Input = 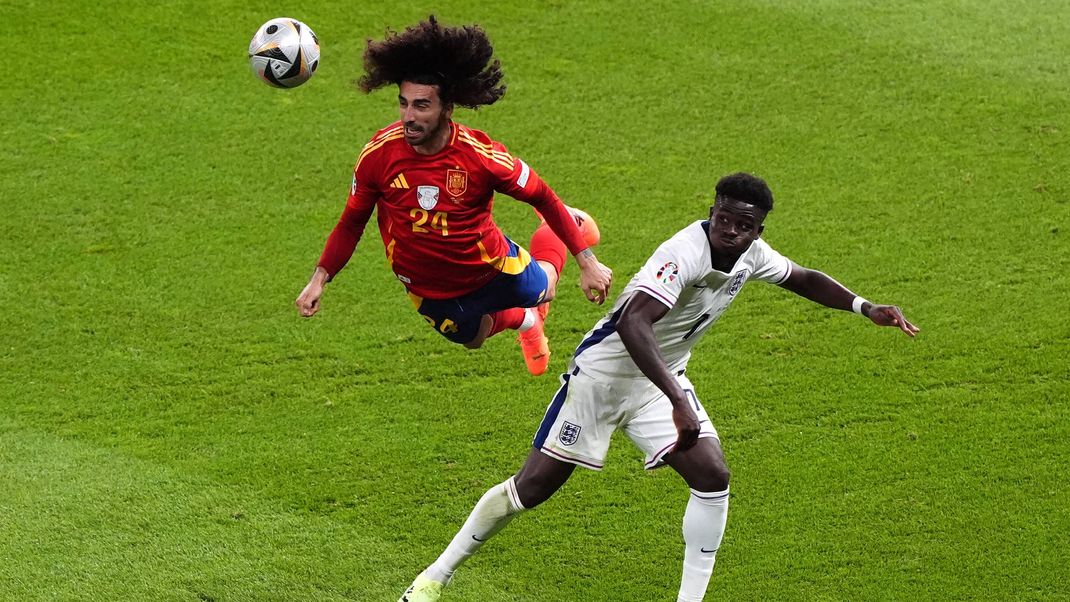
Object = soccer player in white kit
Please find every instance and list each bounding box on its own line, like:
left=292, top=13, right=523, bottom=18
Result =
left=400, top=172, right=919, bottom=602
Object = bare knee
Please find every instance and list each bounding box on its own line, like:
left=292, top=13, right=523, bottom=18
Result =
left=463, top=338, right=485, bottom=350
left=537, top=260, right=558, bottom=302
left=513, top=452, right=576, bottom=508
left=691, top=465, right=730, bottom=493
left=667, top=438, right=731, bottom=492
left=543, top=280, right=557, bottom=302
left=513, top=472, right=560, bottom=508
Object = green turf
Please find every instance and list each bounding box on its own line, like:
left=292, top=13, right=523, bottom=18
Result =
left=2, top=0, right=1068, bottom=600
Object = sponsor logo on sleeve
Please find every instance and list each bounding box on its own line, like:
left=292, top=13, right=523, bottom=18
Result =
left=559, top=421, right=582, bottom=446
left=416, top=185, right=440, bottom=210
left=350, top=174, right=357, bottom=195
left=656, top=261, right=679, bottom=284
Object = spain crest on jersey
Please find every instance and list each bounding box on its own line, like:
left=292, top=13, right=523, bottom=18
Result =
left=417, top=185, right=439, bottom=210
left=446, top=169, right=468, bottom=197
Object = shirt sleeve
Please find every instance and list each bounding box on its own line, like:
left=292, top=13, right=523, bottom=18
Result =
left=316, top=161, right=379, bottom=279
left=749, top=238, right=792, bottom=284
left=483, top=140, right=589, bottom=256
left=629, top=228, right=704, bottom=309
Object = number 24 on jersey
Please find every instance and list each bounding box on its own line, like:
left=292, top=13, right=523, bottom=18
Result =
left=410, top=208, right=449, bottom=236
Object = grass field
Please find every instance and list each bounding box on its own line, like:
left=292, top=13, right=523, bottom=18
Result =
left=3, top=1, right=1069, bottom=600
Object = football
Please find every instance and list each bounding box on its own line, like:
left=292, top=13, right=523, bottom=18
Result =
left=248, top=18, right=320, bottom=88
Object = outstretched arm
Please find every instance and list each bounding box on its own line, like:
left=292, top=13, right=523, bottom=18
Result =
left=617, top=292, right=702, bottom=451
left=778, top=262, right=919, bottom=337
left=523, top=188, right=612, bottom=305
left=295, top=200, right=375, bottom=317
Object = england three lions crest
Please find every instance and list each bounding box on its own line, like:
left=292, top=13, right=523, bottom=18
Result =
left=728, top=269, right=750, bottom=296
left=559, top=421, right=582, bottom=446
left=416, top=185, right=440, bottom=210
left=446, top=169, right=467, bottom=197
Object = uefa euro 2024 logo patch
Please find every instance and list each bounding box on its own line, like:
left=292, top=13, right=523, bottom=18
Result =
left=656, top=261, right=679, bottom=284
left=559, top=421, right=581, bottom=446
left=416, top=185, right=440, bottom=210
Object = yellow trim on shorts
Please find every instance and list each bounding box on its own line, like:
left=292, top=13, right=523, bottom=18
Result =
left=477, top=241, right=531, bottom=275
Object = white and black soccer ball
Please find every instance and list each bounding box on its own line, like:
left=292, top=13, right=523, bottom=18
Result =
left=248, top=18, right=320, bottom=88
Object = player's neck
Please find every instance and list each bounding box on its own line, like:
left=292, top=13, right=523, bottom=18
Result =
left=709, top=248, right=743, bottom=273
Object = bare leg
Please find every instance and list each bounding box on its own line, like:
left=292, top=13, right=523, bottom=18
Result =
left=537, top=260, right=559, bottom=302
left=466, top=256, right=557, bottom=351
left=513, top=447, right=576, bottom=507
left=463, top=315, right=496, bottom=349
left=664, top=437, right=730, bottom=492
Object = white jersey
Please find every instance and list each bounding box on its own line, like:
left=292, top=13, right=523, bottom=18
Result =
left=570, top=220, right=792, bottom=378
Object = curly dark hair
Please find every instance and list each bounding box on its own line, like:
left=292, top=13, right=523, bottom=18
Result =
left=358, top=15, right=506, bottom=108
left=715, top=172, right=774, bottom=213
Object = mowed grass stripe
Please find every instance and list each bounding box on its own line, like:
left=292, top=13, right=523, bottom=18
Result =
left=0, top=424, right=520, bottom=601
left=2, top=0, right=1068, bottom=600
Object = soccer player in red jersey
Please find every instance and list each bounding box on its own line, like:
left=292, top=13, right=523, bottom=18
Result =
left=294, top=17, right=612, bottom=375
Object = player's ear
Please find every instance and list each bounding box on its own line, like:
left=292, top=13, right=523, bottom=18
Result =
left=757, top=224, right=765, bottom=237
left=443, top=102, right=454, bottom=120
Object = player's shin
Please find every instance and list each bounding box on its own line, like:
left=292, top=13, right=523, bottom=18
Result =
left=425, top=476, right=527, bottom=584
left=677, top=487, right=730, bottom=602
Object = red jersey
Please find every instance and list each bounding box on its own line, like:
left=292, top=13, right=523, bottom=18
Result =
left=318, top=121, right=589, bottom=299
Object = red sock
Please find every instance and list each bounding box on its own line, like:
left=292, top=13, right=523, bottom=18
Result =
left=529, top=223, right=567, bottom=278
left=488, top=307, right=526, bottom=337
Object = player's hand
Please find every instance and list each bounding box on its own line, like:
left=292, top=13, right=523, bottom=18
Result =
left=866, top=304, right=919, bottom=337
left=295, top=268, right=329, bottom=317
left=671, top=402, right=702, bottom=452
left=576, top=251, right=613, bottom=305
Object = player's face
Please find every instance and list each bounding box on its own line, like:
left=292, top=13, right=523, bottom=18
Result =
left=708, top=199, right=766, bottom=255
left=398, top=81, right=453, bottom=152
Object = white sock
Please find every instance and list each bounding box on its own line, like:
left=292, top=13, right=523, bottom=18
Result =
left=517, top=308, right=536, bottom=332
left=425, top=476, right=527, bottom=584
left=677, top=487, right=730, bottom=602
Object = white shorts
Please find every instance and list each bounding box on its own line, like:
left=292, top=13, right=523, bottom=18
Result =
left=532, top=367, right=719, bottom=471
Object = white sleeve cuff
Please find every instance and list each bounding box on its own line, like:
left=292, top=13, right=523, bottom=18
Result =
left=851, top=296, right=869, bottom=315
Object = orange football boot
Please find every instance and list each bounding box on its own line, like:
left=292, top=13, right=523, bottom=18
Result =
left=535, top=206, right=602, bottom=248
left=567, top=207, right=601, bottom=248
left=517, top=308, right=550, bottom=376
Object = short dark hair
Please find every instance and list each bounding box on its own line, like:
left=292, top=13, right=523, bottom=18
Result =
left=714, top=172, right=774, bottom=213
left=358, top=15, right=506, bottom=108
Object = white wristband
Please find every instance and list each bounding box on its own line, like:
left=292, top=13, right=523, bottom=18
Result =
left=851, top=296, right=868, bottom=316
